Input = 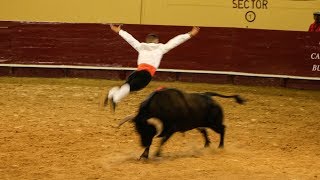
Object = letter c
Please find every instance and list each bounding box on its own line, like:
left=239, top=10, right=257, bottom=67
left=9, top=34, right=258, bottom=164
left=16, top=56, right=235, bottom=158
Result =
left=244, top=0, right=249, bottom=8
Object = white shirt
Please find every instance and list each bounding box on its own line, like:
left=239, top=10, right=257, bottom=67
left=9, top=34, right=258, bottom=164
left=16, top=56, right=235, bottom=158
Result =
left=119, top=30, right=191, bottom=69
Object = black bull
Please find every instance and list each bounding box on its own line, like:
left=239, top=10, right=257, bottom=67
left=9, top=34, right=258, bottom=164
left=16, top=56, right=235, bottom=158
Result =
left=119, top=88, right=244, bottom=159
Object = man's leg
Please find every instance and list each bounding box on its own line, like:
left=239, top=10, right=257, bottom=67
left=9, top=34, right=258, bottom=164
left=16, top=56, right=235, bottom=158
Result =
left=108, top=86, right=120, bottom=99
left=106, top=83, right=130, bottom=111
left=112, top=83, right=130, bottom=103
left=127, top=70, right=152, bottom=92
left=107, top=70, right=152, bottom=111
left=101, top=86, right=119, bottom=107
left=104, top=71, right=136, bottom=109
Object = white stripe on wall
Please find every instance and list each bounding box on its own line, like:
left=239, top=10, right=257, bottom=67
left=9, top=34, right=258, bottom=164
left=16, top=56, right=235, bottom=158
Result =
left=0, top=63, right=319, bottom=81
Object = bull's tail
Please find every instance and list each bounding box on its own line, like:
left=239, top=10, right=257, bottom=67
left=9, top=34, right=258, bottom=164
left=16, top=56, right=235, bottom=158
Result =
left=204, top=92, right=245, bottom=104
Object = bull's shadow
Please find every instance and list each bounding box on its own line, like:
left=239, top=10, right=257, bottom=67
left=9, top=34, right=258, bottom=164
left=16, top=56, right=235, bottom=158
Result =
left=147, top=146, right=224, bottom=162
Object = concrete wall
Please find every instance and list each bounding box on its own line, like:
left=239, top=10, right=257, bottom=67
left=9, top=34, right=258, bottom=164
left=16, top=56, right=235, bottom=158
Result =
left=1, top=0, right=319, bottom=31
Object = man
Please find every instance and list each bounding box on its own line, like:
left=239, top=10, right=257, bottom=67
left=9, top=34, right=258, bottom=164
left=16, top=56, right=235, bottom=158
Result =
left=104, top=24, right=200, bottom=111
left=309, top=11, right=320, bottom=32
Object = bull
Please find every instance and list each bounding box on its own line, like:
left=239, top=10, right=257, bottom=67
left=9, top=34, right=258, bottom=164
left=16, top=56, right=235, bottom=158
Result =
left=119, top=88, right=244, bottom=159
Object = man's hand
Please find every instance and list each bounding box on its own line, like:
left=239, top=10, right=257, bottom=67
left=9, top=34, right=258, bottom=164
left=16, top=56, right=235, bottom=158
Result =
left=110, top=24, right=122, bottom=33
left=189, top=26, right=200, bottom=37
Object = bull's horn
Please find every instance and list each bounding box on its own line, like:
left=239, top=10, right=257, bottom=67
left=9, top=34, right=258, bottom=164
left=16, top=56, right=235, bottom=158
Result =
left=147, top=118, right=163, bottom=137
left=118, top=114, right=135, bottom=127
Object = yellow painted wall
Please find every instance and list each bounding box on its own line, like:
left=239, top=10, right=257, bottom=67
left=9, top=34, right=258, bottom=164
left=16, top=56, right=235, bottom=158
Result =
left=0, top=0, right=142, bottom=24
left=141, top=0, right=320, bottom=31
left=0, top=0, right=319, bottom=31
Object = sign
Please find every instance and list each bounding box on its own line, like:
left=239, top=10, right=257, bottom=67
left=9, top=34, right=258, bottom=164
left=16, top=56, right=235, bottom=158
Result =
left=232, top=0, right=268, bottom=22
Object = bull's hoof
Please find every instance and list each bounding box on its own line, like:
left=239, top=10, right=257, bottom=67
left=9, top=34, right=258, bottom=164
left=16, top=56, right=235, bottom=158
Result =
left=155, top=151, right=161, bottom=157
left=139, top=155, right=148, bottom=160
left=204, top=142, right=210, bottom=148
left=139, top=151, right=149, bottom=160
left=218, top=144, right=224, bottom=148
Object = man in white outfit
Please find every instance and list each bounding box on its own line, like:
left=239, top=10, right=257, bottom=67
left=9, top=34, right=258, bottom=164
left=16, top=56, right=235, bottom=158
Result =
left=105, top=24, right=200, bottom=111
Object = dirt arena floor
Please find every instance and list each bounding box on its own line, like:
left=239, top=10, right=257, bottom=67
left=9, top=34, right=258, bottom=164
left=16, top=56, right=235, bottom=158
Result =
left=0, top=77, right=319, bottom=180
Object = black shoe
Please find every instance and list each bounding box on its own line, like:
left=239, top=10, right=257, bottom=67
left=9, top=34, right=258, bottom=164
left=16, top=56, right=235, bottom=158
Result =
left=100, top=92, right=109, bottom=108
left=110, top=98, right=117, bottom=112
left=103, top=94, right=109, bottom=107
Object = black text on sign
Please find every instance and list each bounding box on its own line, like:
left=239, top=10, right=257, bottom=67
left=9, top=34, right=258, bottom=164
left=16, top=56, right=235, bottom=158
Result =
left=232, top=0, right=268, bottom=9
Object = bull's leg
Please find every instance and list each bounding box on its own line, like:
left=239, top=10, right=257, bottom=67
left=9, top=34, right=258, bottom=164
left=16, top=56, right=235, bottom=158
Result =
left=155, top=132, right=174, bottom=157
left=137, top=123, right=157, bottom=160
left=208, top=106, right=225, bottom=148
left=218, top=125, right=225, bottom=148
left=210, top=125, right=225, bottom=148
left=197, top=128, right=210, bottom=147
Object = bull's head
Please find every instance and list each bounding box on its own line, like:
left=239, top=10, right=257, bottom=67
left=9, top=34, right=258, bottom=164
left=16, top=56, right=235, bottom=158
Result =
left=118, top=114, right=163, bottom=137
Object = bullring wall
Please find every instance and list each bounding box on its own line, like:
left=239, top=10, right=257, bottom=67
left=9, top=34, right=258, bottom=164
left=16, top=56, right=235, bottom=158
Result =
left=0, top=22, right=319, bottom=90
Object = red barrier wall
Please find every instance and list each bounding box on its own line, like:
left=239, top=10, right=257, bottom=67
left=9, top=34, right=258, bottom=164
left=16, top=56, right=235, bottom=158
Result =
left=0, top=21, right=319, bottom=89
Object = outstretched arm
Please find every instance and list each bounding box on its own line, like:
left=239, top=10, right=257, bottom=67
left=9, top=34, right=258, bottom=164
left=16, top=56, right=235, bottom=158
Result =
left=110, top=24, right=141, bottom=51
left=162, top=26, right=200, bottom=54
